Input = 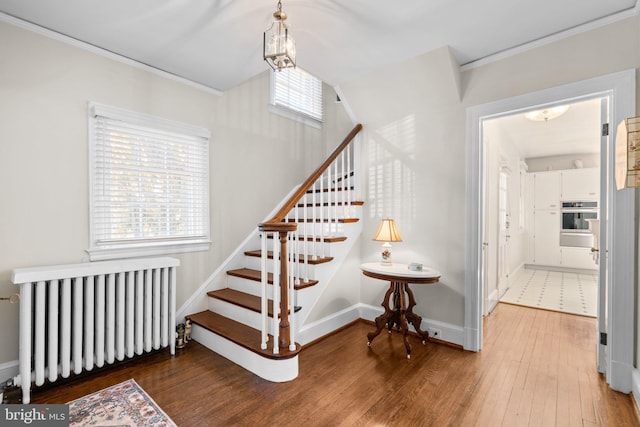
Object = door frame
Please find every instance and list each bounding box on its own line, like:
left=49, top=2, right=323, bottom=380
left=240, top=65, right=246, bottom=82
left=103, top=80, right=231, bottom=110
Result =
left=463, top=69, right=636, bottom=393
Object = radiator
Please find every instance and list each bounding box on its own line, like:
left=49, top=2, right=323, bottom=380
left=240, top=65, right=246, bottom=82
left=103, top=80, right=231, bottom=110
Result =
left=11, top=257, right=180, bottom=404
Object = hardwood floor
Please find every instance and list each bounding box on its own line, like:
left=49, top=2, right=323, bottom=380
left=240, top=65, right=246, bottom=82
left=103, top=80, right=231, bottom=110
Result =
left=33, top=303, right=639, bottom=426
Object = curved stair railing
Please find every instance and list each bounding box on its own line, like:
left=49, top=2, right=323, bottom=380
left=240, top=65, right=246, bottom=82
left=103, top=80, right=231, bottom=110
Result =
left=258, top=123, right=363, bottom=354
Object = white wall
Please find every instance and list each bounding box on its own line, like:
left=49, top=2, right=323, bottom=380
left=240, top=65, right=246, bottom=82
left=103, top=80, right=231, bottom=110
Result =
left=0, top=19, right=350, bottom=369
left=482, top=119, right=527, bottom=307
left=340, top=46, right=467, bottom=327
left=333, top=14, right=640, bottom=338
left=526, top=153, right=600, bottom=172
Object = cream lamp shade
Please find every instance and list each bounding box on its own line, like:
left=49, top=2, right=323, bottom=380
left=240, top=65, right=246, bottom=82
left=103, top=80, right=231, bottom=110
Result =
left=373, top=219, right=402, bottom=265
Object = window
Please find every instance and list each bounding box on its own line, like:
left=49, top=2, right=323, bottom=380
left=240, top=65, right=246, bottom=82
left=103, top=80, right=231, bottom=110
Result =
left=88, top=103, right=210, bottom=260
left=270, top=67, right=323, bottom=125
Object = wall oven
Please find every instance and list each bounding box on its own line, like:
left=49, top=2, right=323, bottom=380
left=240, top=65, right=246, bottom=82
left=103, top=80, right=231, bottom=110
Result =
left=559, top=201, right=598, bottom=248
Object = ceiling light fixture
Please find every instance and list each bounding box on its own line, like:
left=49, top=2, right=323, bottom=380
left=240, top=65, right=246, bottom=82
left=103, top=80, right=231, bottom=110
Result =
left=524, top=105, right=569, bottom=122
left=263, top=0, right=296, bottom=71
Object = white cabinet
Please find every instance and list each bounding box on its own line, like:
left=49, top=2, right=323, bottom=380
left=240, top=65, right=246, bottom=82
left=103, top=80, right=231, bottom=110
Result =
left=560, top=247, right=597, bottom=270
left=533, top=210, right=561, bottom=266
left=534, top=172, right=561, bottom=210
left=561, top=168, right=599, bottom=201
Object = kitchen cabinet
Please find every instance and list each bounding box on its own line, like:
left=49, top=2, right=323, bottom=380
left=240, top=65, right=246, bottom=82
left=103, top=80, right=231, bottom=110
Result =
left=561, top=168, right=599, bottom=201
left=533, top=210, right=561, bottom=266
left=533, top=172, right=561, bottom=210
left=560, top=247, right=597, bottom=270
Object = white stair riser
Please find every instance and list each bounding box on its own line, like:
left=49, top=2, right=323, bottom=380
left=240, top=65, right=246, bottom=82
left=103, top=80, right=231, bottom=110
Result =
left=190, top=325, right=298, bottom=382
left=291, top=206, right=359, bottom=220
left=227, top=275, right=273, bottom=298
left=299, top=190, right=356, bottom=205
left=241, top=257, right=318, bottom=280
left=207, top=298, right=277, bottom=333
left=263, top=240, right=339, bottom=258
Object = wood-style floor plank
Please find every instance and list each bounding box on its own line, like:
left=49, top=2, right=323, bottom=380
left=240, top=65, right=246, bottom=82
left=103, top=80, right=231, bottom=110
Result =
left=31, top=303, right=639, bottom=426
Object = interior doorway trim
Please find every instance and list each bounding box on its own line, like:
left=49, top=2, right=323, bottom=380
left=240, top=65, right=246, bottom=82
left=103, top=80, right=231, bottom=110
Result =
left=464, top=69, right=636, bottom=393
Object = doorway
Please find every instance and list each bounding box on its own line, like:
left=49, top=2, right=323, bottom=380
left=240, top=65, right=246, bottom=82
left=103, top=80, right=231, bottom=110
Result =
left=481, top=98, right=603, bottom=318
left=464, top=69, right=636, bottom=393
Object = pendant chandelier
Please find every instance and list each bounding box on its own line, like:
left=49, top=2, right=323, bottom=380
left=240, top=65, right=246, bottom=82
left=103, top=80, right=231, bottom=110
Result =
left=263, top=0, right=296, bottom=71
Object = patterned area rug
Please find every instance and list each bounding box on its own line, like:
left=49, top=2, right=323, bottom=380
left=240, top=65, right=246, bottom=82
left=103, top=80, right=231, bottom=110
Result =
left=68, top=379, right=176, bottom=427
left=500, top=268, right=597, bottom=317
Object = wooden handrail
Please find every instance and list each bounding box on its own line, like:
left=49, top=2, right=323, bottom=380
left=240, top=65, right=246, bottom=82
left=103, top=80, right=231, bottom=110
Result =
left=259, top=123, right=363, bottom=231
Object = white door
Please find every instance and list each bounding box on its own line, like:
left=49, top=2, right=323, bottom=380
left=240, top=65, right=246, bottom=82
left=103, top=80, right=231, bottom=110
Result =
left=596, top=97, right=609, bottom=374
left=497, top=168, right=510, bottom=297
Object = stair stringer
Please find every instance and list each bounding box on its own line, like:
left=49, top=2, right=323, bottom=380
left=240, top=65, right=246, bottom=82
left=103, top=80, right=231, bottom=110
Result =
left=293, top=213, right=363, bottom=345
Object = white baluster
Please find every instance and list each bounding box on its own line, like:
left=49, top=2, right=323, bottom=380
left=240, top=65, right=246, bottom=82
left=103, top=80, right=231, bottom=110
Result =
left=260, top=232, right=268, bottom=350
left=347, top=146, right=353, bottom=218
left=289, top=244, right=296, bottom=352
left=312, top=182, right=317, bottom=260
left=320, top=172, right=325, bottom=258
left=334, top=161, right=339, bottom=236
left=327, top=165, right=333, bottom=237
left=294, top=208, right=300, bottom=286
left=342, top=151, right=346, bottom=220
left=272, top=234, right=280, bottom=355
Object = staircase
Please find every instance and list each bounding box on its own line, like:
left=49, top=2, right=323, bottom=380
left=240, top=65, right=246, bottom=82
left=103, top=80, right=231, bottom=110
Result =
left=186, top=124, right=363, bottom=382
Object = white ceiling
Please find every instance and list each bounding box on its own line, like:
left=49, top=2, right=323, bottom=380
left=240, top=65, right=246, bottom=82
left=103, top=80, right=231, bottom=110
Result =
left=484, top=98, right=603, bottom=159
left=0, top=0, right=636, bottom=92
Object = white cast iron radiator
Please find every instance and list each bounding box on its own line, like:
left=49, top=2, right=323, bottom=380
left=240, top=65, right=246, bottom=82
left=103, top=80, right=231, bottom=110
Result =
left=11, top=257, right=180, bottom=404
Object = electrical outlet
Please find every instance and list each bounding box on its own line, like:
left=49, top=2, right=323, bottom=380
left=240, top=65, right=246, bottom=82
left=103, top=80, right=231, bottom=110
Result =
left=427, top=327, right=441, bottom=339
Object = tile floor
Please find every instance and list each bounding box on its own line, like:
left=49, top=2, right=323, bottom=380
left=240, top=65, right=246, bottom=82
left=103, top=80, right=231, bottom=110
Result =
left=500, top=268, right=598, bottom=317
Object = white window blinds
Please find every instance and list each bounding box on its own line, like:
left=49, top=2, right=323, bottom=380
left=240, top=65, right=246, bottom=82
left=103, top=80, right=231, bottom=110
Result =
left=88, top=103, right=210, bottom=258
left=272, top=67, right=323, bottom=122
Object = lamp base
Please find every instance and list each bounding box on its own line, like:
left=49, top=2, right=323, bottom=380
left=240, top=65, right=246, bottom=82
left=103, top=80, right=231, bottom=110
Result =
left=380, top=242, right=392, bottom=266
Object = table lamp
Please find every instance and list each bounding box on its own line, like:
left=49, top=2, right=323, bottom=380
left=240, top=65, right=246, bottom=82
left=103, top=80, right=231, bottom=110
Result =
left=373, top=218, right=402, bottom=265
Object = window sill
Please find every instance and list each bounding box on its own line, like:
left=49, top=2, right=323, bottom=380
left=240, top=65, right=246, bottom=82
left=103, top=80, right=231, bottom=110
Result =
left=87, top=240, right=211, bottom=261
left=269, top=105, right=322, bottom=129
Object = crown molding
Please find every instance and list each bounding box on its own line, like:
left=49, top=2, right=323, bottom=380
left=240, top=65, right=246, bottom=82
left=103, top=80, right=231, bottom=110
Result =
left=461, top=5, right=639, bottom=72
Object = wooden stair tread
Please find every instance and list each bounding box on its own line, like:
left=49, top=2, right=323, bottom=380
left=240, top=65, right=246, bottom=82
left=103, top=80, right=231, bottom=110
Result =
left=226, top=268, right=319, bottom=290
left=244, top=250, right=333, bottom=265
left=186, top=310, right=300, bottom=360
left=207, top=288, right=274, bottom=316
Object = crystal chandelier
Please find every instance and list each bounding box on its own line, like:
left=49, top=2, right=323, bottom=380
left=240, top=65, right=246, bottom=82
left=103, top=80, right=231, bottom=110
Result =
left=263, top=0, right=296, bottom=71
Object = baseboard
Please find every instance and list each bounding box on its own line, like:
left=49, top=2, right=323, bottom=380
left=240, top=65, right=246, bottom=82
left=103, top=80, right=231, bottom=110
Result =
left=510, top=263, right=525, bottom=279
left=297, top=304, right=362, bottom=346
left=631, top=368, right=640, bottom=414
left=297, top=303, right=465, bottom=348
left=487, top=289, right=499, bottom=313
left=0, top=360, right=19, bottom=385
left=523, top=264, right=597, bottom=275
